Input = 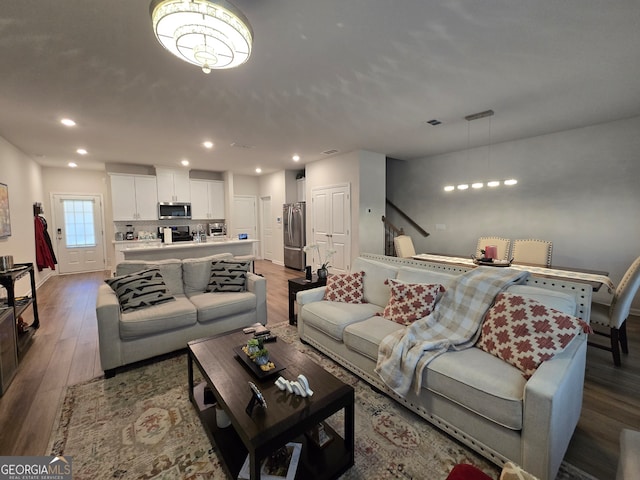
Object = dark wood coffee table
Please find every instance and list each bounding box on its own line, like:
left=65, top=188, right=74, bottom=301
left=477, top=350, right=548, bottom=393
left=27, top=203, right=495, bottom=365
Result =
left=188, top=329, right=355, bottom=480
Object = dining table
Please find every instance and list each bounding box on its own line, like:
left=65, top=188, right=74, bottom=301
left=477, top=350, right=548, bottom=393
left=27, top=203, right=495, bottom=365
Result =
left=411, top=253, right=615, bottom=293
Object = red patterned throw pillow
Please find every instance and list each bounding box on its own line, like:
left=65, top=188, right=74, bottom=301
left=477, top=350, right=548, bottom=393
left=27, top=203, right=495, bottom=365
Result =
left=477, top=292, right=590, bottom=378
left=323, top=271, right=365, bottom=303
left=380, top=279, right=445, bottom=326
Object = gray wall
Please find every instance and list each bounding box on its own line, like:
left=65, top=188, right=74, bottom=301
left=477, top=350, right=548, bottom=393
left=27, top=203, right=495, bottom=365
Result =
left=386, top=115, right=640, bottom=309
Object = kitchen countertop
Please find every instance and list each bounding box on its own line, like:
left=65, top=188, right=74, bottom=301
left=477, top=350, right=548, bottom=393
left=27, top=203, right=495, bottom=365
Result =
left=121, top=238, right=258, bottom=252
left=120, top=238, right=259, bottom=261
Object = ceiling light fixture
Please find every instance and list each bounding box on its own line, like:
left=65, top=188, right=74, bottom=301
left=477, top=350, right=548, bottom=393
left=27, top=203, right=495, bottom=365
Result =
left=68, top=162, right=78, bottom=168
left=76, top=148, right=88, bottom=155
left=255, top=167, right=262, bottom=174
left=150, top=0, right=253, bottom=73
left=61, top=118, right=76, bottom=127
left=203, top=141, right=214, bottom=149
left=181, top=159, right=190, bottom=166
left=292, top=155, right=300, bottom=162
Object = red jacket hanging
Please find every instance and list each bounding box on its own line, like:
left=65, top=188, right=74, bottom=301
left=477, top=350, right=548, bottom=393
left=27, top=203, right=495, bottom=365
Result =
left=34, top=216, right=57, bottom=271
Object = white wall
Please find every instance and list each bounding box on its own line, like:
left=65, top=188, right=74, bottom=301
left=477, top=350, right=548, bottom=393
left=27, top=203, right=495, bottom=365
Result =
left=258, top=171, right=287, bottom=265
left=0, top=136, right=49, bottom=295
left=386, top=115, right=640, bottom=308
left=305, top=150, right=386, bottom=261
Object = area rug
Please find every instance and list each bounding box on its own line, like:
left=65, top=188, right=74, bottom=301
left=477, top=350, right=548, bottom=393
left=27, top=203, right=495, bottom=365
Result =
left=48, top=322, right=597, bottom=480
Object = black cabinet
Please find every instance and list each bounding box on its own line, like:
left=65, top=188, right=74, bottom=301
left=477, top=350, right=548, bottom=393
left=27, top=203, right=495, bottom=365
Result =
left=0, top=307, right=17, bottom=395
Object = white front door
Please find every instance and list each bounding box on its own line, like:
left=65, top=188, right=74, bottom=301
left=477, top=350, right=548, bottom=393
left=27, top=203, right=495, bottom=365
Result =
left=232, top=195, right=258, bottom=240
left=311, top=184, right=351, bottom=273
left=260, top=196, right=273, bottom=261
left=52, top=194, right=106, bottom=274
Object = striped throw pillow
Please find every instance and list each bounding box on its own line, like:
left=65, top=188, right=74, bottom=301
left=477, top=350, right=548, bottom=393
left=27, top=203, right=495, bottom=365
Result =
left=206, top=261, right=250, bottom=292
left=105, top=268, right=175, bottom=312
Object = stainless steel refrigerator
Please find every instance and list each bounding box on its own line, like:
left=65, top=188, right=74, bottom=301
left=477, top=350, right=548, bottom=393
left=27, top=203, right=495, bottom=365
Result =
left=283, top=202, right=306, bottom=270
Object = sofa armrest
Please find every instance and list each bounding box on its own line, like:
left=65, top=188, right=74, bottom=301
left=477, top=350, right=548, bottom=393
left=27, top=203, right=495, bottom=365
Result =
left=297, top=286, right=326, bottom=305
left=521, top=334, right=587, bottom=480
left=247, top=272, right=267, bottom=325
left=96, top=283, right=124, bottom=371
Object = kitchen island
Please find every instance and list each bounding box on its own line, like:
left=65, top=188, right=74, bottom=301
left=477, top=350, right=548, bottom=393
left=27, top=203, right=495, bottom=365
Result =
left=121, top=238, right=259, bottom=261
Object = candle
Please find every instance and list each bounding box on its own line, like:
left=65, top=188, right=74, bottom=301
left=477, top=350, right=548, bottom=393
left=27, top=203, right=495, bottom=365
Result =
left=485, top=245, right=498, bottom=259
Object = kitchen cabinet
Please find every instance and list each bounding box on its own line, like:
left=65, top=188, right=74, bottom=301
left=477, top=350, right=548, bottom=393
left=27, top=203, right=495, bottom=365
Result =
left=190, top=179, right=225, bottom=220
left=114, top=240, right=162, bottom=266
left=156, top=168, right=191, bottom=202
left=297, top=177, right=306, bottom=202
left=110, top=174, right=158, bottom=221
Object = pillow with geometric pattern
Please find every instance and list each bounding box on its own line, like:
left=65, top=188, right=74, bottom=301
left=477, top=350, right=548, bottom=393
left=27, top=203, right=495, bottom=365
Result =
left=105, top=268, right=175, bottom=312
left=379, top=278, right=445, bottom=326
left=206, top=260, right=250, bottom=292
left=477, top=292, right=591, bottom=378
left=323, top=271, right=365, bottom=303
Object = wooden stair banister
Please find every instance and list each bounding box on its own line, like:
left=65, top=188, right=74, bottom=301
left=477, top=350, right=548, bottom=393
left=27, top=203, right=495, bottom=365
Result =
left=385, top=199, right=430, bottom=237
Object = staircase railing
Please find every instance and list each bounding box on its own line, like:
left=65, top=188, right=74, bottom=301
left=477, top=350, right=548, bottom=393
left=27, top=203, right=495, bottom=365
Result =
left=382, top=199, right=430, bottom=256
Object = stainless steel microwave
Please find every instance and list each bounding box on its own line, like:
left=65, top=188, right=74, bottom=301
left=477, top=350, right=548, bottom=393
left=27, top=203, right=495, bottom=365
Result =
left=158, top=202, right=191, bottom=220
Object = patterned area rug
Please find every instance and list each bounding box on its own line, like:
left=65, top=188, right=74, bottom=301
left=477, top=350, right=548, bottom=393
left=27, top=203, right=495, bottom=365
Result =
left=48, top=322, right=596, bottom=480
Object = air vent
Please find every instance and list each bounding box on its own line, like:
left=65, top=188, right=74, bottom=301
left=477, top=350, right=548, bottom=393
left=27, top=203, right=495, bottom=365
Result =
left=425, top=119, right=442, bottom=126
left=321, top=149, right=339, bottom=155
left=230, top=142, right=254, bottom=149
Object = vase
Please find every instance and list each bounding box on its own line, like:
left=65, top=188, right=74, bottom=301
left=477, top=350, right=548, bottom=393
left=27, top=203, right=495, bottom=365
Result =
left=317, top=267, right=328, bottom=280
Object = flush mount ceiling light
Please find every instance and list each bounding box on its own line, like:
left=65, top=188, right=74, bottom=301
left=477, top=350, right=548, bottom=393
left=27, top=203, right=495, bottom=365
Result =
left=150, top=0, right=253, bottom=73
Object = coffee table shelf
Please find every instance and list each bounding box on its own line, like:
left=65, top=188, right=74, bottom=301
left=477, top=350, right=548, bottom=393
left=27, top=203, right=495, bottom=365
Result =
left=188, top=330, right=354, bottom=480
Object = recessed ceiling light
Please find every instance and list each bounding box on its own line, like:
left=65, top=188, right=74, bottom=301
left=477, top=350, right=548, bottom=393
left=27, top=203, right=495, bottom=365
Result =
left=255, top=167, right=262, bottom=174
left=76, top=148, right=88, bottom=155
left=487, top=181, right=500, bottom=187
left=292, top=154, right=300, bottom=162
left=68, top=162, right=78, bottom=168
left=203, top=141, right=214, bottom=149
left=504, top=179, right=518, bottom=186
left=181, top=159, right=190, bottom=166
left=472, top=182, right=484, bottom=189
left=444, top=185, right=455, bottom=192
left=457, top=184, right=469, bottom=190
left=61, top=118, right=76, bottom=127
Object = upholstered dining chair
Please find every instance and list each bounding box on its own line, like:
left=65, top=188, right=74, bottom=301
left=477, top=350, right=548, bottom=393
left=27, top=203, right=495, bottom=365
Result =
left=511, top=239, right=553, bottom=267
left=588, top=255, right=640, bottom=366
left=475, top=236, right=511, bottom=261
left=394, top=235, right=416, bottom=258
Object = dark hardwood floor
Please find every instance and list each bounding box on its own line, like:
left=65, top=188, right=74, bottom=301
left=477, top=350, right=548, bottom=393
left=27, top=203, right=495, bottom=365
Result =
left=1, top=260, right=637, bottom=479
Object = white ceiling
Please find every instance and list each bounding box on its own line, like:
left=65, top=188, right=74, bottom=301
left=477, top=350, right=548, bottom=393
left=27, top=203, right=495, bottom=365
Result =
left=1, top=1, right=639, bottom=176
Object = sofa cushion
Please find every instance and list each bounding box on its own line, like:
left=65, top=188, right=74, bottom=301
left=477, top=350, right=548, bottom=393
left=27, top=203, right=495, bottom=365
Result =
left=379, top=278, right=444, bottom=326
left=397, top=266, right=456, bottom=289
left=188, top=291, right=257, bottom=323
left=116, top=259, right=184, bottom=295
left=352, top=257, right=399, bottom=307
left=323, top=271, right=365, bottom=303
left=182, top=253, right=234, bottom=294
left=425, top=347, right=527, bottom=430
left=119, top=295, right=197, bottom=339
left=477, top=292, right=589, bottom=378
left=106, top=268, right=176, bottom=312
left=207, top=260, right=250, bottom=292
left=302, top=301, right=383, bottom=341
left=343, top=316, right=404, bottom=361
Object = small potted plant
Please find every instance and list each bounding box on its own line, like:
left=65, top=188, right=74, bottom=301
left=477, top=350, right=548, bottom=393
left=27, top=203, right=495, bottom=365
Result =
left=253, top=348, right=270, bottom=366
left=245, top=338, right=260, bottom=357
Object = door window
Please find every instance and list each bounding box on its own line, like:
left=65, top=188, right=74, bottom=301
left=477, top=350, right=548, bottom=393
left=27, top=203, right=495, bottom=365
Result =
left=63, top=200, right=96, bottom=247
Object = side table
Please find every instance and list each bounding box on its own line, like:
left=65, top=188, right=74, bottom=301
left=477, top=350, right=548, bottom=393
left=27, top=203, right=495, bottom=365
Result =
left=288, top=275, right=327, bottom=325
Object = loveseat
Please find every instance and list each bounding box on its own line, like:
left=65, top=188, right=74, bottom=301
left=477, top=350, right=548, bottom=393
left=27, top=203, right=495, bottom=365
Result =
left=96, top=253, right=266, bottom=376
left=297, top=254, right=592, bottom=480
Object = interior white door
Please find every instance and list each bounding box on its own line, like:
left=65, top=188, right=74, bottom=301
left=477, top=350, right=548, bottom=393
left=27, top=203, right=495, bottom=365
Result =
left=311, top=184, right=350, bottom=273
left=232, top=196, right=258, bottom=240
left=260, top=196, right=273, bottom=261
left=52, top=194, right=106, bottom=274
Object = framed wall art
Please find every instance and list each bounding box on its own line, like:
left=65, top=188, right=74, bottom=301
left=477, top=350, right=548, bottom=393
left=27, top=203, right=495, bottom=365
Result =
left=0, top=183, right=11, bottom=238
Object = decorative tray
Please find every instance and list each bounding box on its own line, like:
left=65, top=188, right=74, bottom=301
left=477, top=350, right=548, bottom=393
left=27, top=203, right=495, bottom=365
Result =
left=233, top=346, right=286, bottom=380
left=473, top=258, right=512, bottom=267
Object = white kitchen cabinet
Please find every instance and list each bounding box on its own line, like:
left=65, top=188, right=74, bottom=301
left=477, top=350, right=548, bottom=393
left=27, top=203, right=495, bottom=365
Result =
left=114, top=240, right=161, bottom=266
left=110, top=174, right=158, bottom=221
left=297, top=177, right=306, bottom=202
left=190, top=179, right=225, bottom=220
left=156, top=168, right=191, bottom=202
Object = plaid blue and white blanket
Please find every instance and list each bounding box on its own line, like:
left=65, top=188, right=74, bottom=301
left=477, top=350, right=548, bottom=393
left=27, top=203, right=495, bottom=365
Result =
left=375, top=267, right=530, bottom=397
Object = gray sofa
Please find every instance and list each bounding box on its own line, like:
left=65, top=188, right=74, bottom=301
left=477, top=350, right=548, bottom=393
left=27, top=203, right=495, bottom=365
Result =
left=297, top=253, right=592, bottom=480
left=96, top=253, right=266, bottom=376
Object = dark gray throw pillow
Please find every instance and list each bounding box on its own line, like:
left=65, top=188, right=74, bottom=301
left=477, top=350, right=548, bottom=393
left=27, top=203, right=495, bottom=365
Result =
left=105, top=268, right=175, bottom=312
left=206, top=261, right=250, bottom=292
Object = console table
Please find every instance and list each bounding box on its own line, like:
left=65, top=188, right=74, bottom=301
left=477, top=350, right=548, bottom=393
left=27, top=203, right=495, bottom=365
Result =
left=0, top=263, right=40, bottom=358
